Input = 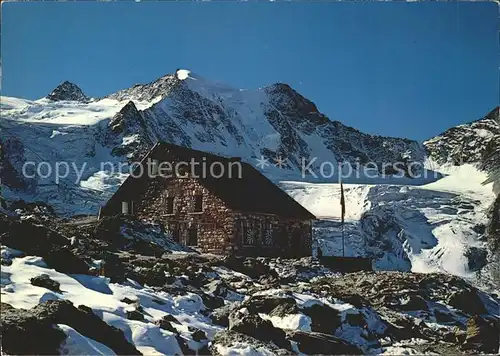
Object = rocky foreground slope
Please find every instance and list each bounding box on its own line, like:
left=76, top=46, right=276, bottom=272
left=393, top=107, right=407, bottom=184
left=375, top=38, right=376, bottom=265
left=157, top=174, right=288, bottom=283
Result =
left=1, top=203, right=499, bottom=355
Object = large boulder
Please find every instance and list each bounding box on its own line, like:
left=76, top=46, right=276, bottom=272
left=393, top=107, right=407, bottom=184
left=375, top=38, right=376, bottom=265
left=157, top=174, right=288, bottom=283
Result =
left=1, top=300, right=142, bottom=355
left=210, top=330, right=289, bottom=356
left=289, top=330, right=363, bottom=355
left=398, top=294, right=429, bottom=311
left=464, top=247, right=488, bottom=272
left=30, top=274, right=61, bottom=293
left=203, top=279, right=229, bottom=298
left=447, top=290, right=487, bottom=315
left=0, top=216, right=89, bottom=275
left=1, top=219, right=68, bottom=256
left=43, top=247, right=89, bottom=275
left=210, top=304, right=238, bottom=327
left=302, top=303, right=342, bottom=334
left=243, top=295, right=297, bottom=315
left=219, top=256, right=273, bottom=279
left=155, top=318, right=178, bottom=334
left=229, top=312, right=290, bottom=350
left=0, top=302, right=67, bottom=355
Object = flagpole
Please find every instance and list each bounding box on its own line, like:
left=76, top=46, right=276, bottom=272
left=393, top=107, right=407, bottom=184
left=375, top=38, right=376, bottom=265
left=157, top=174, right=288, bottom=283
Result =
left=342, top=217, right=345, bottom=257
left=339, top=163, right=346, bottom=257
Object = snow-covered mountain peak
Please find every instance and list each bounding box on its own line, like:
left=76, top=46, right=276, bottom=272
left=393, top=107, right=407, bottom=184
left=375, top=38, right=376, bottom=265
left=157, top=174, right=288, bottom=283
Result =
left=174, top=69, right=240, bottom=101
left=47, top=80, right=89, bottom=102
left=175, top=68, right=192, bottom=80
left=108, top=100, right=142, bottom=133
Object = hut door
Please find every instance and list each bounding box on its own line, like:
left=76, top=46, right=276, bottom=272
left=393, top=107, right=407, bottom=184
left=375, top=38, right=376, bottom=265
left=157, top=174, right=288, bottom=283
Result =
left=187, top=228, right=198, bottom=246
left=291, top=228, right=303, bottom=256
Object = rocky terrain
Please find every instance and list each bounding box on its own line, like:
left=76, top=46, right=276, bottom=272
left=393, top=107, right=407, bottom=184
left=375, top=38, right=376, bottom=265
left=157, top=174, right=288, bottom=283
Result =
left=1, top=202, right=499, bottom=355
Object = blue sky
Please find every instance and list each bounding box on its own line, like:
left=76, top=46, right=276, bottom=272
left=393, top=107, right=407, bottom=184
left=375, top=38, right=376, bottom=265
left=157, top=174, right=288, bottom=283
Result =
left=2, top=1, right=498, bottom=141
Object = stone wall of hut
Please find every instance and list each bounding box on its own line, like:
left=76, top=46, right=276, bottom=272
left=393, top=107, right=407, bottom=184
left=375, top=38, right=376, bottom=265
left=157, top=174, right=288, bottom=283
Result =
left=112, top=175, right=312, bottom=257
left=230, top=212, right=312, bottom=257
left=132, top=177, right=236, bottom=254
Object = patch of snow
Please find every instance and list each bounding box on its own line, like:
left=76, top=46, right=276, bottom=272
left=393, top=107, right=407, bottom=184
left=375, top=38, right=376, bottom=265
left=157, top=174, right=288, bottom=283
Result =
left=215, top=343, right=276, bottom=356
left=58, top=324, right=116, bottom=355
left=259, top=312, right=312, bottom=332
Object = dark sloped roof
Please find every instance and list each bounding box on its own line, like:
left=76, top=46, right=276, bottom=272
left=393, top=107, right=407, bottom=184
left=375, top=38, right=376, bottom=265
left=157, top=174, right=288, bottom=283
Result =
left=104, top=142, right=316, bottom=220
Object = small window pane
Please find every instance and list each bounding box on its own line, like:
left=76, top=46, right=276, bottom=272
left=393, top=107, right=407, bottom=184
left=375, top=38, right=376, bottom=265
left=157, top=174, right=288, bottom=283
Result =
left=166, top=197, right=174, bottom=214
left=194, top=195, right=203, bottom=212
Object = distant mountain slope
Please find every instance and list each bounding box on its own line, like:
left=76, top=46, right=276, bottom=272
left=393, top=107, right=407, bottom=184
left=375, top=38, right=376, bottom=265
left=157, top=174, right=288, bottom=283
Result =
left=102, top=69, right=426, bottom=172
left=424, top=107, right=500, bottom=172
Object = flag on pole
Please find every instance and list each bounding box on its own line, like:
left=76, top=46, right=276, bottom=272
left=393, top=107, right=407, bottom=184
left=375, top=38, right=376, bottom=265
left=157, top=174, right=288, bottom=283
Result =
left=339, top=174, right=346, bottom=257
left=340, top=182, right=346, bottom=224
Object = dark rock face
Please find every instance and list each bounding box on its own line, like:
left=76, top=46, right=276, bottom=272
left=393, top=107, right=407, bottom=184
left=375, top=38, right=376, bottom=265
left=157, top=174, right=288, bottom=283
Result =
left=289, top=330, right=362, bottom=355
left=447, top=290, right=487, bottom=315
left=464, top=247, right=488, bottom=272
left=105, top=101, right=156, bottom=161
left=311, top=271, right=490, bottom=315
left=43, top=247, right=89, bottom=275
left=263, top=83, right=425, bottom=172
left=424, top=107, right=500, bottom=171
left=488, top=194, right=500, bottom=252
left=0, top=302, right=67, bottom=355
left=191, top=328, right=208, bottom=342
left=302, top=304, right=341, bottom=334
left=120, top=297, right=137, bottom=304
left=210, top=304, right=235, bottom=327
left=126, top=309, right=145, bottom=322
left=155, top=318, right=178, bottom=333
left=463, top=316, right=500, bottom=354
left=0, top=300, right=141, bottom=355
left=398, top=294, right=429, bottom=311
left=242, top=295, right=298, bottom=316
left=218, top=256, right=273, bottom=280
left=47, top=81, right=89, bottom=102
left=106, top=74, right=179, bottom=103
left=210, top=330, right=290, bottom=356
left=0, top=216, right=89, bottom=275
left=0, top=140, right=31, bottom=191
left=0, top=218, right=69, bottom=256
left=30, top=274, right=61, bottom=293
left=229, top=312, right=290, bottom=350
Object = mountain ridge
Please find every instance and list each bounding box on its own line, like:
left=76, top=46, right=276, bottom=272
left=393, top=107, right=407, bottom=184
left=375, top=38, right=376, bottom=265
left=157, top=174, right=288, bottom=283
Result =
left=0, top=69, right=497, bottom=215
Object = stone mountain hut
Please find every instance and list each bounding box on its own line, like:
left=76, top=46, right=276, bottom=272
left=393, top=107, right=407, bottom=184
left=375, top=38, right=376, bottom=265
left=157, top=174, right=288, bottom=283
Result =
left=100, top=142, right=316, bottom=257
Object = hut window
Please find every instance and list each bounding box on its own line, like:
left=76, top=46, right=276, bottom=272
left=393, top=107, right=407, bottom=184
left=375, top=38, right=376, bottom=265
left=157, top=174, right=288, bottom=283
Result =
left=187, top=228, right=198, bottom=246
left=166, top=197, right=175, bottom=214
left=194, top=195, right=203, bottom=212
left=263, top=222, right=273, bottom=246
left=242, top=220, right=257, bottom=246
left=165, top=224, right=179, bottom=242
left=121, top=201, right=129, bottom=215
